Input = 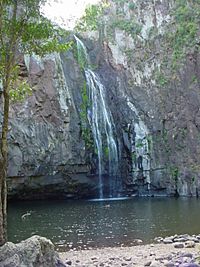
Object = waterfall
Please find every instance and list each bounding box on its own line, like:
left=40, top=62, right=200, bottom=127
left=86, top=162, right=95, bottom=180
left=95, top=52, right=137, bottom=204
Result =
left=127, top=99, right=151, bottom=188
left=75, top=36, right=119, bottom=198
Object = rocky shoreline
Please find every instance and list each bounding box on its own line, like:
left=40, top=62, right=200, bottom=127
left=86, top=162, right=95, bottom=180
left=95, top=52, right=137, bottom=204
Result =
left=59, top=234, right=200, bottom=267
left=1, top=234, right=200, bottom=266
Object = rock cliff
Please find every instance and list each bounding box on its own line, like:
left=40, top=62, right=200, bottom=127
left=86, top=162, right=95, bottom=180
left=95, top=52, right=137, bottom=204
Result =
left=4, top=0, right=200, bottom=198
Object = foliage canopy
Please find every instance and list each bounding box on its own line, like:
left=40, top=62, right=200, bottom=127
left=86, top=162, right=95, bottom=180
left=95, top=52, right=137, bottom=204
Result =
left=0, top=0, right=71, bottom=101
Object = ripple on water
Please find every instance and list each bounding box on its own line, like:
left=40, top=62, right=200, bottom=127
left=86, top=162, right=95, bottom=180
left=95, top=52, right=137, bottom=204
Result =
left=7, top=198, right=200, bottom=250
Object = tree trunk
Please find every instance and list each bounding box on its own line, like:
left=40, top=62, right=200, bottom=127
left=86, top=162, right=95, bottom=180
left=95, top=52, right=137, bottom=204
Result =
left=0, top=79, right=10, bottom=246
left=0, top=0, right=18, bottom=246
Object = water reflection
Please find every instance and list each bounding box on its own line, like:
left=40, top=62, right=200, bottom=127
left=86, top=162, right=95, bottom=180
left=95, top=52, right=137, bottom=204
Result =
left=8, top=198, right=200, bottom=250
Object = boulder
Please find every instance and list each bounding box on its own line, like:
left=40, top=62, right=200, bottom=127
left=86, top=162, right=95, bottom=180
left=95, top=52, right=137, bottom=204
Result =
left=0, top=235, right=65, bottom=267
left=174, top=242, right=184, bottom=248
left=185, top=241, right=196, bottom=248
left=163, top=238, right=173, bottom=244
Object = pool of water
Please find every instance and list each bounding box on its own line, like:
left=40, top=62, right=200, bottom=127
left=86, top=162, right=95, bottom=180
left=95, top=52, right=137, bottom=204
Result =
left=8, top=197, right=200, bottom=250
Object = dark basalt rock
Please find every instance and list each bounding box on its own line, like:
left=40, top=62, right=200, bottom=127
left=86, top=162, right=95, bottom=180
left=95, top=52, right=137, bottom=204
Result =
left=2, top=0, right=200, bottom=199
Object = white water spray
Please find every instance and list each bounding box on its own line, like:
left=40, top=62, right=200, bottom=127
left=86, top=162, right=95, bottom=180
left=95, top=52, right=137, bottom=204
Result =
left=75, top=36, right=119, bottom=198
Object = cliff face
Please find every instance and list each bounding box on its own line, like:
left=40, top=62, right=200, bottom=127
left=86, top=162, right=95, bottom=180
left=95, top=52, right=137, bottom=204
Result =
left=5, top=53, right=98, bottom=199
left=78, top=0, right=200, bottom=197
left=5, top=0, right=200, bottom=198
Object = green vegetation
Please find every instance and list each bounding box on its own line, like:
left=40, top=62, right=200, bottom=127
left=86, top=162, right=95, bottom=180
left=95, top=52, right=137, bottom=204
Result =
left=104, top=146, right=109, bottom=158
left=80, top=81, right=89, bottom=121
left=131, top=152, right=137, bottom=162
left=113, top=0, right=126, bottom=3
left=111, top=19, right=142, bottom=38
left=170, top=1, right=199, bottom=67
left=128, top=2, right=136, bottom=10
left=155, top=0, right=200, bottom=83
left=77, top=46, right=88, bottom=70
left=135, top=139, right=144, bottom=148
left=169, top=166, right=179, bottom=183
left=155, top=70, right=169, bottom=86
left=9, top=79, right=32, bottom=102
left=75, top=1, right=109, bottom=32
left=0, top=0, right=70, bottom=246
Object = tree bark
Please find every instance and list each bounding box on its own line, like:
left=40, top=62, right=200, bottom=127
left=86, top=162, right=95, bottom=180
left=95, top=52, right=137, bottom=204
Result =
left=0, top=1, right=18, bottom=246
left=0, top=81, right=9, bottom=246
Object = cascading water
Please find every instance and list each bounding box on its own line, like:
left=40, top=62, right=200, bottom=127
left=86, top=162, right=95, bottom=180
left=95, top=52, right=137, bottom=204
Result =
left=75, top=36, right=119, bottom=198
left=127, top=99, right=151, bottom=189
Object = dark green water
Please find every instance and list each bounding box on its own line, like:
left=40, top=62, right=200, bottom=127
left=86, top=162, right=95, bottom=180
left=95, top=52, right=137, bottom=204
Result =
left=8, top=198, right=200, bottom=250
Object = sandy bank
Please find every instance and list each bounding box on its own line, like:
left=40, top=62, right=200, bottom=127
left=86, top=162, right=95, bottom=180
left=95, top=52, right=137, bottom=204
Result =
left=59, top=243, right=200, bottom=267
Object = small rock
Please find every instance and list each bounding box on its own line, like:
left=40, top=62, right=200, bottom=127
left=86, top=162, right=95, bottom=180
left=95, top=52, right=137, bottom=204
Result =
left=123, top=257, right=132, bottom=261
left=163, top=238, right=173, bottom=244
left=185, top=241, right=195, bottom=248
left=65, top=260, right=72, bottom=265
left=182, top=257, right=192, bottom=263
left=144, top=261, right=152, bottom=266
left=56, top=259, right=67, bottom=267
left=174, top=238, right=187, bottom=243
left=174, top=242, right=184, bottom=248
left=150, top=252, right=156, bottom=256
left=135, top=239, right=143, bottom=244
left=182, top=253, right=193, bottom=258
left=164, top=262, right=175, bottom=267
left=189, top=237, right=199, bottom=243
left=155, top=256, right=164, bottom=261
left=196, top=235, right=200, bottom=240
left=166, top=254, right=173, bottom=261
left=180, top=234, right=190, bottom=239
left=179, top=264, right=200, bottom=267
left=150, top=261, right=160, bottom=267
